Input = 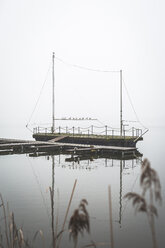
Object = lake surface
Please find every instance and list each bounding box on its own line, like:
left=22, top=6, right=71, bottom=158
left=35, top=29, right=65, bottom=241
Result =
left=0, top=127, right=165, bottom=248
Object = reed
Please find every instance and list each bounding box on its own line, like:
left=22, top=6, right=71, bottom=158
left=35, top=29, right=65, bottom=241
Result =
left=57, top=179, right=77, bottom=248
left=68, top=199, right=90, bottom=248
left=0, top=194, right=30, bottom=248
left=124, top=158, right=162, bottom=248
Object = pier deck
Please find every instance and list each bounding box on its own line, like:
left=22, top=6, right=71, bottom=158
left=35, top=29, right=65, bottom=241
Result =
left=0, top=137, right=137, bottom=157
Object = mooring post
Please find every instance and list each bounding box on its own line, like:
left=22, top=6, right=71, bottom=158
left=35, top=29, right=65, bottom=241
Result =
left=73, top=126, right=74, bottom=136
left=136, top=128, right=138, bottom=137
left=91, top=125, right=93, bottom=135
left=105, top=125, right=107, bottom=137
left=132, top=127, right=134, bottom=137
left=52, top=52, right=55, bottom=133
left=120, top=70, right=123, bottom=137
left=59, top=126, right=61, bottom=134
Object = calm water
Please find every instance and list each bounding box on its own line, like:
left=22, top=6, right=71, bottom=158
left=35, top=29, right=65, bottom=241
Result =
left=0, top=127, right=165, bottom=248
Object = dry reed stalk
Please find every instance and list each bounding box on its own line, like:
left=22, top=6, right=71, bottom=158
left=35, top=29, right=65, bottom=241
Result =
left=39, top=230, right=45, bottom=248
left=7, top=203, right=12, bottom=248
left=18, top=229, right=24, bottom=246
left=149, top=184, right=157, bottom=248
left=0, top=194, right=9, bottom=248
left=55, top=189, right=60, bottom=243
left=0, top=195, right=31, bottom=248
left=57, top=179, right=77, bottom=248
left=108, top=185, right=114, bottom=248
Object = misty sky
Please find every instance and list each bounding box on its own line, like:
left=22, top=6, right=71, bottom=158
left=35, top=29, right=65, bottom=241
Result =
left=0, top=0, right=165, bottom=138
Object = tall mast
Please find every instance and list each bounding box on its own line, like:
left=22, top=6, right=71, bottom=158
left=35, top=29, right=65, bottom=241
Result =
left=120, top=70, right=123, bottom=136
left=52, top=52, right=55, bottom=133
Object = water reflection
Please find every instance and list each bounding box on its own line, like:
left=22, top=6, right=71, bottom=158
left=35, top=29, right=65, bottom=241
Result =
left=0, top=150, right=143, bottom=247
left=50, top=155, right=55, bottom=247
left=46, top=150, right=143, bottom=246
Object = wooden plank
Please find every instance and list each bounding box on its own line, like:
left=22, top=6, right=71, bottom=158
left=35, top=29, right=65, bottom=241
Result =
left=54, top=142, right=137, bottom=151
left=48, top=135, right=68, bottom=142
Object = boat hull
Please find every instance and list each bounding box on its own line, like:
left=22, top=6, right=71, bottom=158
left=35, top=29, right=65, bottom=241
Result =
left=33, top=133, right=143, bottom=147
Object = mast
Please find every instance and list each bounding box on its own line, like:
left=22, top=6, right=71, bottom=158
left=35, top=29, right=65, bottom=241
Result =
left=120, top=70, right=123, bottom=136
left=52, top=52, right=55, bottom=133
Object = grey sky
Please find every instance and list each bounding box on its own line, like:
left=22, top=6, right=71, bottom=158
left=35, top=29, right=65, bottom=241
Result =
left=0, top=0, right=165, bottom=138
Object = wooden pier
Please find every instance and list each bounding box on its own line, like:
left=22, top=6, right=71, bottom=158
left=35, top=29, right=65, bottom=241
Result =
left=0, top=137, right=140, bottom=158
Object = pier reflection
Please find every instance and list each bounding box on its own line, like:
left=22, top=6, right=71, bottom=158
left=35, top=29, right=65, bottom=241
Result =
left=46, top=150, right=142, bottom=238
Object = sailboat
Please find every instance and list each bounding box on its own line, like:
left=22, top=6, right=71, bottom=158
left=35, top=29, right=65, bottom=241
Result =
left=32, top=53, right=148, bottom=148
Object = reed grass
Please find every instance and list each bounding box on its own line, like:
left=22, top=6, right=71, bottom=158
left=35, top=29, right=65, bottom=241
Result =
left=68, top=199, right=90, bottom=248
left=124, top=158, right=162, bottom=248
left=0, top=194, right=30, bottom=248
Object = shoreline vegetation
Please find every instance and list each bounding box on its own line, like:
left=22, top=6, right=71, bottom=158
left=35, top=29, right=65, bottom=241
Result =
left=0, top=159, right=162, bottom=248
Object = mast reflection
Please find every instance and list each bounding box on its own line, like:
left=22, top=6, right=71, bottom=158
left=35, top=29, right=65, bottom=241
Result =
left=30, top=150, right=142, bottom=229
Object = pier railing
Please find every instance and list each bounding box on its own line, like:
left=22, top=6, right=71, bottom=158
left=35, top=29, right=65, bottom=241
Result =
left=33, top=125, right=142, bottom=138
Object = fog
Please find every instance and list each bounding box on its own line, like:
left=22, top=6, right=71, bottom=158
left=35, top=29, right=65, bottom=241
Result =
left=0, top=0, right=165, bottom=139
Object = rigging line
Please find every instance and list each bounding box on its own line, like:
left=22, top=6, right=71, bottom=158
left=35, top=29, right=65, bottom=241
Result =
left=27, top=157, right=50, bottom=221
left=55, top=56, right=120, bottom=73
left=97, top=119, right=106, bottom=126
left=122, top=77, right=148, bottom=130
left=26, top=62, right=51, bottom=126
left=26, top=125, right=33, bottom=133
left=29, top=122, right=52, bottom=126
left=96, top=119, right=119, bottom=130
